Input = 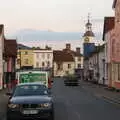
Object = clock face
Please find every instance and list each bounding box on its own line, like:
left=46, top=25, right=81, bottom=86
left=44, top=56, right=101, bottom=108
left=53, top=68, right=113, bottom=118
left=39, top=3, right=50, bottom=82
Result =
left=84, top=37, right=89, bottom=43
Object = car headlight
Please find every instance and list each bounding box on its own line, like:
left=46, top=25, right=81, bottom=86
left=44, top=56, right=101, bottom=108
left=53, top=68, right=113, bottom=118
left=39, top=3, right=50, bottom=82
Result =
left=41, top=103, right=52, bottom=108
left=8, top=104, right=19, bottom=109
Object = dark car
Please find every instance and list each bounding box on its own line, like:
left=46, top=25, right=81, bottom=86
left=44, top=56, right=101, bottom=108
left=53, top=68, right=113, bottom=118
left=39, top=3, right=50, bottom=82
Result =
left=6, top=83, right=54, bottom=120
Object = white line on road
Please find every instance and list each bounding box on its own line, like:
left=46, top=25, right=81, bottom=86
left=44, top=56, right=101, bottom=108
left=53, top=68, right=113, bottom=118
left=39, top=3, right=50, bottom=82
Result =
left=75, top=111, right=81, bottom=119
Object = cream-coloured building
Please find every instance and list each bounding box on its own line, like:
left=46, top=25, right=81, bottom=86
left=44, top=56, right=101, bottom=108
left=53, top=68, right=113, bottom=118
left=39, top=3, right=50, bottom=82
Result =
left=74, top=48, right=84, bottom=69
left=16, top=44, right=33, bottom=70
left=33, top=49, right=53, bottom=69
left=53, top=50, right=75, bottom=77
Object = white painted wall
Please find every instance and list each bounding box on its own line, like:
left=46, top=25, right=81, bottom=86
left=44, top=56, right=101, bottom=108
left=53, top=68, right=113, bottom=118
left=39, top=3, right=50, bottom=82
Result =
left=74, top=56, right=84, bottom=69
left=0, top=30, right=4, bottom=89
left=98, top=49, right=105, bottom=84
left=54, top=62, right=75, bottom=77
left=33, top=50, right=53, bottom=68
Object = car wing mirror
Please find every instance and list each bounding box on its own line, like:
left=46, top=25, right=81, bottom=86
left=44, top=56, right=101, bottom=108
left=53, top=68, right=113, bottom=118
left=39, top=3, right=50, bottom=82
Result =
left=6, top=92, right=12, bottom=96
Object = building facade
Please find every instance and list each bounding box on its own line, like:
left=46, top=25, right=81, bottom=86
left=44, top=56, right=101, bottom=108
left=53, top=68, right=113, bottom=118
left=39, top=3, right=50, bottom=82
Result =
left=103, top=17, right=115, bottom=86
left=4, top=39, right=17, bottom=88
left=33, top=49, right=53, bottom=69
left=53, top=50, right=75, bottom=77
left=102, top=0, right=120, bottom=89
left=74, top=47, right=84, bottom=69
left=0, top=25, right=4, bottom=89
left=16, top=44, right=33, bottom=70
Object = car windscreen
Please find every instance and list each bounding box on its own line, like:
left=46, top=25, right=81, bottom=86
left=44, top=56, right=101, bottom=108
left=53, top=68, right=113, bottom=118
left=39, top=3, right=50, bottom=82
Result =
left=13, top=85, right=49, bottom=96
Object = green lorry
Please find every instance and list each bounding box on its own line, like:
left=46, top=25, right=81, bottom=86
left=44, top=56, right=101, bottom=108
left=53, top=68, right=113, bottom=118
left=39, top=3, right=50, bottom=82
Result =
left=16, top=70, right=50, bottom=88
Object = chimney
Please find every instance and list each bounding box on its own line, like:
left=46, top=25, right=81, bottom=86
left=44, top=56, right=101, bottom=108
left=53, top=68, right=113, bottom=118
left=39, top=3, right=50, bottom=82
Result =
left=76, top=47, right=80, bottom=54
left=66, top=43, right=71, bottom=50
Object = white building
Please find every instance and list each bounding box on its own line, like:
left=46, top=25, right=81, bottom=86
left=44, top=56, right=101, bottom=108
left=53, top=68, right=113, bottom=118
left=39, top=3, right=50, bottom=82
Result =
left=33, top=49, right=53, bottom=69
left=84, top=44, right=105, bottom=84
left=98, top=45, right=105, bottom=85
left=0, top=25, right=4, bottom=90
left=74, top=47, right=84, bottom=69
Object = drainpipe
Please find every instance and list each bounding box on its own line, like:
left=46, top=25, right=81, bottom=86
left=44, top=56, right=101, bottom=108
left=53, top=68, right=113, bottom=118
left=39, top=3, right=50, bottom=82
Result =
left=97, top=49, right=99, bottom=84
left=20, top=51, right=21, bottom=69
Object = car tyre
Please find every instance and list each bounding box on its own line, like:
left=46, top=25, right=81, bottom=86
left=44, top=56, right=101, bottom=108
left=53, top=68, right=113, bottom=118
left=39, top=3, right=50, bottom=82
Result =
left=49, top=112, right=54, bottom=120
left=6, top=117, right=12, bottom=120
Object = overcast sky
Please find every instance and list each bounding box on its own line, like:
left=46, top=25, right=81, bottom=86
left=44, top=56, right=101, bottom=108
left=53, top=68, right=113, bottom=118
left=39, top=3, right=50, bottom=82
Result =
left=0, top=0, right=114, bottom=34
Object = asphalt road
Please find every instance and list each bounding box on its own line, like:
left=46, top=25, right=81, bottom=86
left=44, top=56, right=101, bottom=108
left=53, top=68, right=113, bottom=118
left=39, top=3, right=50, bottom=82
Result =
left=52, top=78, right=120, bottom=120
left=0, top=78, right=120, bottom=120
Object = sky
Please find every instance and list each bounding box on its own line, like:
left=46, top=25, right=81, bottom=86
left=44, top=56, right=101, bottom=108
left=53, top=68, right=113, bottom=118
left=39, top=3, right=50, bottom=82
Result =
left=0, top=0, right=114, bottom=35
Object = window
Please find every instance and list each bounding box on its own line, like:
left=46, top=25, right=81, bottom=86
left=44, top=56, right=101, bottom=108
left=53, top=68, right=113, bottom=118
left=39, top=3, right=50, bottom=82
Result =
left=78, top=57, right=81, bottom=61
left=25, top=51, right=28, bottom=55
left=42, top=62, right=45, bottom=67
left=36, top=53, right=39, bottom=58
left=57, top=63, right=63, bottom=70
left=17, top=59, right=20, bottom=64
left=47, top=61, right=50, bottom=67
left=42, top=53, right=45, bottom=59
left=78, top=64, right=81, bottom=68
left=36, top=62, right=39, bottom=67
left=68, top=64, right=71, bottom=69
left=112, top=40, right=115, bottom=56
left=47, top=54, right=50, bottom=59
left=25, top=59, right=28, bottom=64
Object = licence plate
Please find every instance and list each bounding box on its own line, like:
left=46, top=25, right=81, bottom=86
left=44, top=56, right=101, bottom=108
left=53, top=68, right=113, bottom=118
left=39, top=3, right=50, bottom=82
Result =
left=22, top=110, right=38, bottom=114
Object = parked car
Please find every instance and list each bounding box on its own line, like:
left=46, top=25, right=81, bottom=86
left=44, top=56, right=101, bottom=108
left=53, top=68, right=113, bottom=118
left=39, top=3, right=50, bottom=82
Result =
left=6, top=83, right=54, bottom=120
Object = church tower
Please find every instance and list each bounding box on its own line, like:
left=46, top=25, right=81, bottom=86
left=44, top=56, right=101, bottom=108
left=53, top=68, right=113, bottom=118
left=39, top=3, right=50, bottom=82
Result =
left=83, top=13, right=95, bottom=43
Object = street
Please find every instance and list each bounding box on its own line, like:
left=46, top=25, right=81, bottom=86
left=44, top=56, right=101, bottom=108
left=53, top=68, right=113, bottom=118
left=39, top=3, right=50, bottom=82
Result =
left=0, top=78, right=120, bottom=120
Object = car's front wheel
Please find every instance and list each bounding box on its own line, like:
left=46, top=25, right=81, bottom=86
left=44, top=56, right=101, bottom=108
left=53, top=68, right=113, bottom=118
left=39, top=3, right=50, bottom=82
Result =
left=6, top=116, right=12, bottom=120
left=49, top=111, right=54, bottom=120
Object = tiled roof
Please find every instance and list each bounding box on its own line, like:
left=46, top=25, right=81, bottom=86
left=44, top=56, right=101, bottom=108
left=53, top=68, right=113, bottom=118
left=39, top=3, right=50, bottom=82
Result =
left=18, top=44, right=32, bottom=50
left=63, top=49, right=83, bottom=57
left=0, top=24, right=4, bottom=35
left=73, top=52, right=83, bottom=57
left=103, top=17, right=115, bottom=40
left=53, top=50, right=74, bottom=62
left=113, top=0, right=117, bottom=8
left=4, top=39, right=17, bottom=57
left=83, top=31, right=95, bottom=37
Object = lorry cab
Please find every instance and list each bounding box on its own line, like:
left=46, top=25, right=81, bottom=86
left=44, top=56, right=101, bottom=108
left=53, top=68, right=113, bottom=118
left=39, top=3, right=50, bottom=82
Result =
left=16, top=69, right=52, bottom=89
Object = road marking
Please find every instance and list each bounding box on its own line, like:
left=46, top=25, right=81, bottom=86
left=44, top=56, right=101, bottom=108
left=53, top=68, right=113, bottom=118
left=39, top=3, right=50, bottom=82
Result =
left=75, top=111, right=81, bottom=119
left=102, top=96, right=120, bottom=107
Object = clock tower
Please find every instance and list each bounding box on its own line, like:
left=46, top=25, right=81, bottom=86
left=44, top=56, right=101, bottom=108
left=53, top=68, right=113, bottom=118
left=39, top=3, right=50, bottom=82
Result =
left=83, top=13, right=95, bottom=43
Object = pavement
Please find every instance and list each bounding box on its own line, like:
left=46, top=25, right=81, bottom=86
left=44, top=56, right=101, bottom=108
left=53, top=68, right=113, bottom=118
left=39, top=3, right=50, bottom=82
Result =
left=0, top=89, right=9, bottom=120
left=80, top=80, right=120, bottom=105
left=0, top=78, right=120, bottom=120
